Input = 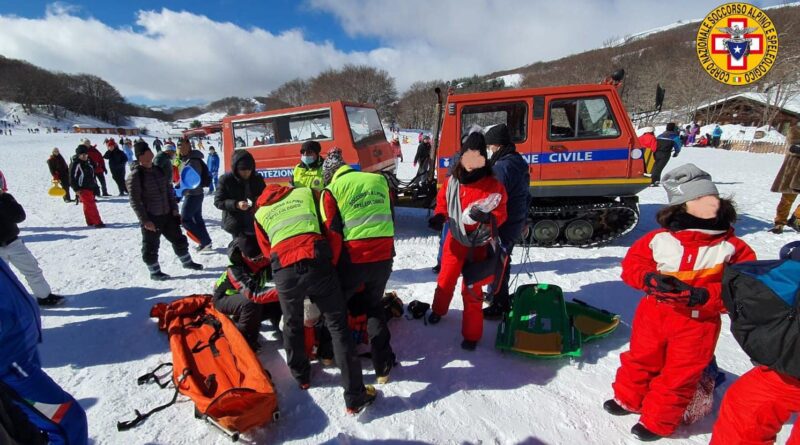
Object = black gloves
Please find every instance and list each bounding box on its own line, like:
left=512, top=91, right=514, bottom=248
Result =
left=469, top=206, right=492, bottom=224
left=643, top=272, right=708, bottom=307
left=471, top=225, right=491, bottom=245
left=428, top=214, right=446, bottom=232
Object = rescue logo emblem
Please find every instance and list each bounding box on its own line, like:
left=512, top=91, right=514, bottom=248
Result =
left=695, top=3, right=778, bottom=86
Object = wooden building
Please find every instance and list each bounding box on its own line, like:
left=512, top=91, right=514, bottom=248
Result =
left=693, top=93, right=800, bottom=135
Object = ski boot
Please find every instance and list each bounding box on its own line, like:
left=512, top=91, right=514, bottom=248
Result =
left=631, top=423, right=662, bottom=442
left=603, top=399, right=633, bottom=416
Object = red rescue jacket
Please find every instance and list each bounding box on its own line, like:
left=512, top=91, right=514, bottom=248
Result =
left=434, top=175, right=508, bottom=236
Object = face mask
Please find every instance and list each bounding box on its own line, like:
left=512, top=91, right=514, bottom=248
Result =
left=301, top=155, right=316, bottom=165
left=486, top=149, right=493, bottom=160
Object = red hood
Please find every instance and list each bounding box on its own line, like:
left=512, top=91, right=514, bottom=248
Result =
left=256, top=184, right=293, bottom=208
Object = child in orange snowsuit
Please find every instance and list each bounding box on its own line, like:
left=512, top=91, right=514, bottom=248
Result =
left=604, top=163, right=755, bottom=441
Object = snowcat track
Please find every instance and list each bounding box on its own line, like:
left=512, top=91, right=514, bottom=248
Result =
left=522, top=200, right=639, bottom=248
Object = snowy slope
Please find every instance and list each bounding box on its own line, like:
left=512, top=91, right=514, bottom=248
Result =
left=0, top=131, right=796, bottom=444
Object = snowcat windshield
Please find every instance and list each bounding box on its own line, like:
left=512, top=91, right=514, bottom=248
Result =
left=346, top=106, right=386, bottom=148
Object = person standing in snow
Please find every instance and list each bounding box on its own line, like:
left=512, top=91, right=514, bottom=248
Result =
left=69, top=145, right=105, bottom=228
left=153, top=143, right=177, bottom=183
left=412, top=135, right=432, bottom=185
left=46, top=148, right=72, bottom=202
left=0, top=189, right=64, bottom=306
left=152, top=137, right=163, bottom=153
left=103, top=140, right=128, bottom=196
left=81, top=139, right=110, bottom=197
left=768, top=126, right=800, bottom=234
left=177, top=138, right=212, bottom=251
left=391, top=135, right=402, bottom=173
left=482, top=124, right=530, bottom=319
left=122, top=138, right=135, bottom=169
left=711, top=124, right=723, bottom=148
left=214, top=150, right=264, bottom=238
left=320, top=148, right=397, bottom=382
left=604, top=163, right=755, bottom=441
left=206, top=146, right=220, bottom=194
left=649, top=123, right=682, bottom=186
left=0, top=258, right=88, bottom=444
left=254, top=183, right=377, bottom=414
left=426, top=133, right=508, bottom=350
left=291, top=141, right=325, bottom=190
left=127, top=141, right=203, bottom=280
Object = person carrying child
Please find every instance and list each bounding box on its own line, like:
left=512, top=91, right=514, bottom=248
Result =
left=604, top=163, right=756, bottom=441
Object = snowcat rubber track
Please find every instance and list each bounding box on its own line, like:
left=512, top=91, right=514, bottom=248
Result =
left=522, top=199, right=639, bottom=248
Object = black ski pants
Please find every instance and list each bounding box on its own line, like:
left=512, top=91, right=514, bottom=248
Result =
left=95, top=172, right=108, bottom=195
left=110, top=166, right=127, bottom=195
left=273, top=257, right=366, bottom=408
left=141, top=213, right=189, bottom=265
left=650, top=151, right=672, bottom=184
left=338, top=260, right=395, bottom=376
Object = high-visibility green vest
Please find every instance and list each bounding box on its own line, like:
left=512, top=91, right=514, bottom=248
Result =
left=322, top=166, right=394, bottom=241
left=254, top=187, right=321, bottom=247
left=292, top=163, right=324, bottom=190
left=215, top=271, right=235, bottom=296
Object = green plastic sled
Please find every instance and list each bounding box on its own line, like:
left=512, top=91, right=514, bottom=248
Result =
left=495, top=283, right=620, bottom=358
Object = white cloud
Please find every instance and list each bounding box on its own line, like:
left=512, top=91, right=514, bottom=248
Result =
left=0, top=1, right=784, bottom=103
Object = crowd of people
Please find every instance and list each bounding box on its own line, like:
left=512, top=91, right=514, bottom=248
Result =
left=0, top=123, right=799, bottom=443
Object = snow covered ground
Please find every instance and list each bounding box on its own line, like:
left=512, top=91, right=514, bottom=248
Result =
left=0, top=130, right=797, bottom=444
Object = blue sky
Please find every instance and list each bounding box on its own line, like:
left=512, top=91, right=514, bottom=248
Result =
left=0, top=1, right=788, bottom=106
left=1, top=0, right=381, bottom=53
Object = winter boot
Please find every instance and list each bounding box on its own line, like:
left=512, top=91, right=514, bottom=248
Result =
left=37, top=293, right=65, bottom=307
left=631, top=423, right=662, bottom=442
left=769, top=224, right=785, bottom=234
left=789, top=215, right=799, bottom=232
left=427, top=312, right=442, bottom=324
left=603, top=399, right=634, bottom=416
left=461, top=339, right=477, bottom=351
left=147, top=263, right=170, bottom=281
left=179, top=254, right=204, bottom=271
left=346, top=385, right=377, bottom=415
left=431, top=264, right=441, bottom=274
left=376, top=353, right=397, bottom=384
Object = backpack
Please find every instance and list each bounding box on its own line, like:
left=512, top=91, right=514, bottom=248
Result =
left=721, top=241, right=800, bottom=378
left=118, top=295, right=279, bottom=438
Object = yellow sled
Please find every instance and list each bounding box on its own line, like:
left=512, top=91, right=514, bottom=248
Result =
left=48, top=183, right=66, bottom=197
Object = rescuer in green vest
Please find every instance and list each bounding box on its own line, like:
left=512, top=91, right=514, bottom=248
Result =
left=253, top=183, right=376, bottom=414
left=291, top=140, right=325, bottom=190
left=319, top=148, right=396, bottom=384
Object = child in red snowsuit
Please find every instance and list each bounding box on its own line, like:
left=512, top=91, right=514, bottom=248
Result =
left=427, top=132, right=507, bottom=350
left=711, top=241, right=800, bottom=445
left=604, top=163, right=755, bottom=441
left=711, top=366, right=800, bottom=445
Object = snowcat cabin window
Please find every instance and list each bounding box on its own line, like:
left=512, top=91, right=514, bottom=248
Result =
left=231, top=109, right=333, bottom=149
left=346, top=106, right=386, bottom=149
left=460, top=102, right=527, bottom=143
left=549, top=97, right=620, bottom=140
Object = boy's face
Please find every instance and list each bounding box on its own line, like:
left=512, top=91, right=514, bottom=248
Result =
left=685, top=195, right=720, bottom=219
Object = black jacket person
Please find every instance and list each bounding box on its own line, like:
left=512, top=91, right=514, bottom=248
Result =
left=127, top=141, right=203, bottom=280
left=214, top=150, right=265, bottom=237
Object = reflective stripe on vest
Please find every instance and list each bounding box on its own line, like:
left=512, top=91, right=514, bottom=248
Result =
left=324, top=166, right=394, bottom=241
left=255, top=187, right=321, bottom=247
left=215, top=270, right=237, bottom=296
left=293, top=164, right=324, bottom=191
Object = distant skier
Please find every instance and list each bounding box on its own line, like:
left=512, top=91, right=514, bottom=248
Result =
left=711, top=124, right=723, bottom=148
left=69, top=145, right=105, bottom=228
left=206, top=146, right=220, bottom=194
left=649, top=123, right=682, bottom=186
left=604, top=164, right=755, bottom=441
left=81, top=139, right=110, bottom=196
left=46, top=148, right=72, bottom=202
left=412, top=135, right=432, bottom=184
left=152, top=137, right=163, bottom=153
left=103, top=140, right=129, bottom=196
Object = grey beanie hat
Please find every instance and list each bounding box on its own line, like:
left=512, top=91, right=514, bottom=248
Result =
left=661, top=163, right=718, bottom=206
